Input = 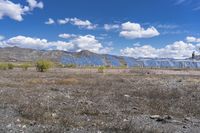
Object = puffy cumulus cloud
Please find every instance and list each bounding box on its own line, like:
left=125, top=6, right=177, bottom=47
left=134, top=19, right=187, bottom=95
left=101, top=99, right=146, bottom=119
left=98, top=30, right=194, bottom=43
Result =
left=5, top=36, right=48, bottom=49
left=120, top=21, right=160, bottom=39
left=70, top=35, right=113, bottom=53
left=70, top=18, right=97, bottom=30
left=121, top=45, right=158, bottom=58
left=45, top=18, right=55, bottom=25
left=186, top=36, right=200, bottom=43
left=57, top=18, right=69, bottom=25
left=57, top=17, right=97, bottom=30
left=71, top=35, right=105, bottom=53
left=58, top=33, right=77, bottom=39
left=0, top=0, right=43, bottom=21
left=121, top=41, right=198, bottom=59
left=0, top=0, right=25, bottom=21
left=26, top=0, right=43, bottom=10
left=104, top=24, right=120, bottom=31
left=160, top=41, right=196, bottom=59
left=0, top=35, right=112, bottom=54
left=5, top=36, right=74, bottom=51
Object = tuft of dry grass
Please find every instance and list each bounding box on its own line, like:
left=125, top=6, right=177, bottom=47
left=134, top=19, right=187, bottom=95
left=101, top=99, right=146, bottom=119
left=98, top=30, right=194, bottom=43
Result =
left=28, top=78, right=79, bottom=85
left=55, top=78, right=79, bottom=85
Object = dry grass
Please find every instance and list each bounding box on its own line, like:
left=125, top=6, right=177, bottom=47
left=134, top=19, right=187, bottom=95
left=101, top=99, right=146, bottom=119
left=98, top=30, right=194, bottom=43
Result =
left=28, top=77, right=79, bottom=85
left=55, top=78, right=79, bottom=85
left=0, top=68, right=200, bottom=132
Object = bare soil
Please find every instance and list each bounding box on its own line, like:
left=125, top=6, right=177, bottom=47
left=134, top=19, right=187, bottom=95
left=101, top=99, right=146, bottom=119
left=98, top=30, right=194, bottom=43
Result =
left=0, top=68, right=200, bottom=133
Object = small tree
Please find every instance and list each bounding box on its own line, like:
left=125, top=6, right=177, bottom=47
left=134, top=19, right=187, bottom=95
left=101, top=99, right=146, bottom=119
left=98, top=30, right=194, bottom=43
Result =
left=36, top=60, right=53, bottom=72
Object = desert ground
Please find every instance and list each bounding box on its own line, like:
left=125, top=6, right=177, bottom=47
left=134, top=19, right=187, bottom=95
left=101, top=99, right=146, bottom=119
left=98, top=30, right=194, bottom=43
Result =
left=0, top=68, right=200, bottom=133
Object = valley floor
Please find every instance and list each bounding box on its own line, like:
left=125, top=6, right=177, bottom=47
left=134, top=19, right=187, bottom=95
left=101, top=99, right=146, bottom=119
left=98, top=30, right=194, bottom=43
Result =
left=0, top=68, right=200, bottom=133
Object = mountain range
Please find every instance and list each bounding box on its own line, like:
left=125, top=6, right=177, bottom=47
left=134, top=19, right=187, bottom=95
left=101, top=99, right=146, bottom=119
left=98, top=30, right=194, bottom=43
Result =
left=1, top=46, right=200, bottom=69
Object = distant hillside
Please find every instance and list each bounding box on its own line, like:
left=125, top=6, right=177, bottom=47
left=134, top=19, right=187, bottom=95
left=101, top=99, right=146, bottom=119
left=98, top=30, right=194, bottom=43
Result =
left=1, top=46, right=200, bottom=68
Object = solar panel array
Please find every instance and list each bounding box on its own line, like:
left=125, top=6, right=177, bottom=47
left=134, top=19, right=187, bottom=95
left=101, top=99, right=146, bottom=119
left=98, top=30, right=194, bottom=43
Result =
left=60, top=54, right=200, bottom=69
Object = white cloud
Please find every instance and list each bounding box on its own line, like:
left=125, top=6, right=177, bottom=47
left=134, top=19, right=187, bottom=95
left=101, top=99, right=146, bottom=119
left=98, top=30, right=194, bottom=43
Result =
left=57, top=17, right=97, bottom=29
left=104, top=24, right=120, bottom=31
left=0, top=0, right=43, bottom=21
left=121, top=45, right=158, bottom=58
left=4, top=36, right=74, bottom=51
left=98, top=47, right=113, bottom=54
left=45, top=18, right=55, bottom=25
left=133, top=43, right=141, bottom=47
left=70, top=18, right=97, bottom=30
left=57, top=18, right=69, bottom=25
left=70, top=35, right=112, bottom=53
left=58, top=33, right=77, bottom=39
left=186, top=36, right=200, bottom=43
left=0, top=35, right=112, bottom=54
left=121, top=41, right=198, bottom=59
left=0, top=0, right=25, bottom=21
left=26, top=0, right=43, bottom=10
left=71, top=35, right=103, bottom=53
left=120, top=21, right=160, bottom=39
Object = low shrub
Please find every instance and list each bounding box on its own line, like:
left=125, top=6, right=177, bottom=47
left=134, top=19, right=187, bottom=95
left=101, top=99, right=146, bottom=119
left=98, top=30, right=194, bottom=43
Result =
left=0, top=63, right=15, bottom=70
left=36, top=60, right=53, bottom=72
left=98, top=66, right=105, bottom=73
left=21, top=63, right=31, bottom=71
left=0, top=63, right=8, bottom=70
left=8, top=63, right=14, bottom=70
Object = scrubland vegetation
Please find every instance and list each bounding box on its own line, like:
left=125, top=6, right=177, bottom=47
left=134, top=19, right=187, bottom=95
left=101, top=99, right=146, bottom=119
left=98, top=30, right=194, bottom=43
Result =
left=0, top=60, right=53, bottom=72
left=0, top=63, right=200, bottom=132
left=36, top=60, right=54, bottom=72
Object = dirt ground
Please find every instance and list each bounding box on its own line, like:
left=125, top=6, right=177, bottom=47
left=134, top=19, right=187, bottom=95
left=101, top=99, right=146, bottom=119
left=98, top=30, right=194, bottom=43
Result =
left=0, top=68, right=200, bottom=133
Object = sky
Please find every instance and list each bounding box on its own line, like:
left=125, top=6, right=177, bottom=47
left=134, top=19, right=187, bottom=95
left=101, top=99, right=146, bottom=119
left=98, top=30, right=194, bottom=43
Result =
left=0, top=0, right=200, bottom=59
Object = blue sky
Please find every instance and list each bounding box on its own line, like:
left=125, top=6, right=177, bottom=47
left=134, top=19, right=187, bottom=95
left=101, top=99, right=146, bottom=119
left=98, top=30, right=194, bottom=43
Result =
left=0, top=0, right=200, bottom=59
